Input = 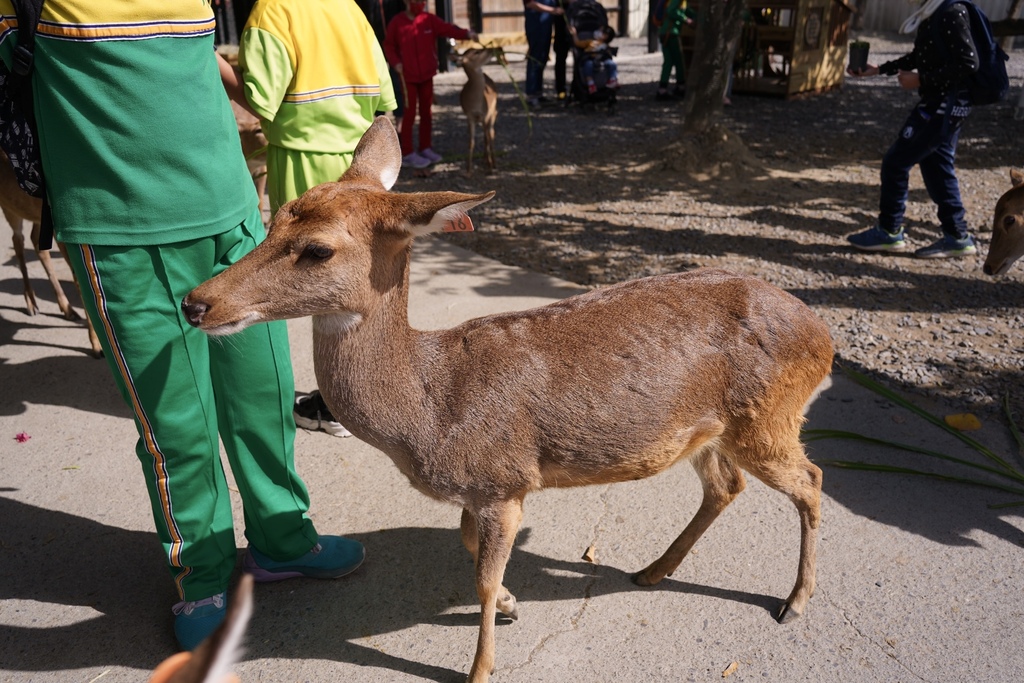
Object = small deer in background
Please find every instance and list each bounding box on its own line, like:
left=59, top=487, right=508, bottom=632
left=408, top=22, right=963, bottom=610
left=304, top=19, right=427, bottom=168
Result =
left=148, top=574, right=253, bottom=683
left=232, top=102, right=268, bottom=217
left=183, top=117, right=834, bottom=683
left=983, top=169, right=1024, bottom=277
left=1, top=152, right=103, bottom=357
left=458, top=47, right=498, bottom=174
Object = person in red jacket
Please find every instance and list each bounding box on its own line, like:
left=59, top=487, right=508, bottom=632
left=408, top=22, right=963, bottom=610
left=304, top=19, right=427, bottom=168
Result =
left=385, top=0, right=477, bottom=168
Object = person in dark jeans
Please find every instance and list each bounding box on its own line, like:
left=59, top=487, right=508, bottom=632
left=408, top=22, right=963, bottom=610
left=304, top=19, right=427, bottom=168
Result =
left=845, top=0, right=979, bottom=259
left=523, top=0, right=564, bottom=106
left=552, top=0, right=572, bottom=100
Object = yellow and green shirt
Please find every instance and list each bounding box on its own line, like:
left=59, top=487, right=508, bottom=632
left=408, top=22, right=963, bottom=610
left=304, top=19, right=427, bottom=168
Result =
left=0, top=1, right=255, bottom=246
left=240, top=0, right=397, bottom=153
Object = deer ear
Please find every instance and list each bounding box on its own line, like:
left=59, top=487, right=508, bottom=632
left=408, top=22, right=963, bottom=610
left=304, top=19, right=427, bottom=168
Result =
left=342, top=117, right=402, bottom=191
left=1011, top=169, right=1024, bottom=188
left=404, top=191, right=496, bottom=237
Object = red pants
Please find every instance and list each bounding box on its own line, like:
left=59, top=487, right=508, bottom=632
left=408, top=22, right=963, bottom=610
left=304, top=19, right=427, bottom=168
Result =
left=400, top=76, right=433, bottom=155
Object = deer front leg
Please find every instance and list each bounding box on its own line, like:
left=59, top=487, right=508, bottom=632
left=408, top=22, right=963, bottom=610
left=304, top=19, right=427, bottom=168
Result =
left=466, top=499, right=522, bottom=683
left=483, top=120, right=496, bottom=173
left=465, top=118, right=476, bottom=174
left=461, top=507, right=518, bottom=619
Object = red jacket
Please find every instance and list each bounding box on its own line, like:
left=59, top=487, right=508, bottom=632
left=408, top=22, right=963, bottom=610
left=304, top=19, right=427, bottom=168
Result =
left=384, top=12, right=471, bottom=83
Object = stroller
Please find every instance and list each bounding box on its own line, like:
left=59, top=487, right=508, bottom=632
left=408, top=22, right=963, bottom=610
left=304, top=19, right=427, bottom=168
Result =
left=565, top=0, right=619, bottom=112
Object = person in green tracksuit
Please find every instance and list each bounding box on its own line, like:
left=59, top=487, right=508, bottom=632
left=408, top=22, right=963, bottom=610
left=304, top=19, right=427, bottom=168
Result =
left=0, top=0, right=364, bottom=652
left=655, top=0, right=696, bottom=100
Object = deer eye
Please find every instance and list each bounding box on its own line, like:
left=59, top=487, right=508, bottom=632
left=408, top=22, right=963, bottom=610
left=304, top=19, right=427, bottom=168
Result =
left=1005, top=215, right=1017, bottom=228
left=304, top=243, right=334, bottom=260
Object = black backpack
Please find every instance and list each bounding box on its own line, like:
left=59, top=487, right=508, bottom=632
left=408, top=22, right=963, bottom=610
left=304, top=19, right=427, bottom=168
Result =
left=934, top=0, right=1010, bottom=106
left=0, top=0, right=53, bottom=248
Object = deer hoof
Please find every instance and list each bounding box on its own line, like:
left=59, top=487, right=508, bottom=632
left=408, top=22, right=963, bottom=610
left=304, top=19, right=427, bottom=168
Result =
left=776, top=602, right=802, bottom=624
left=63, top=308, right=83, bottom=322
left=630, top=569, right=662, bottom=587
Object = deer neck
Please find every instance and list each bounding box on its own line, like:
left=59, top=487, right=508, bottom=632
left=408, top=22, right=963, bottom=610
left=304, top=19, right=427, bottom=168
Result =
left=309, top=251, right=437, bottom=458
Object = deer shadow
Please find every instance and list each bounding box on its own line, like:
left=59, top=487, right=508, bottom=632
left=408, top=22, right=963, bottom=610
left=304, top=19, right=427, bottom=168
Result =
left=0, top=495, right=779, bottom=681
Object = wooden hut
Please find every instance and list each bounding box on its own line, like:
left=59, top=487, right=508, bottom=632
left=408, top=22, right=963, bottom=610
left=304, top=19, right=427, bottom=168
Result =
left=680, top=0, right=855, bottom=98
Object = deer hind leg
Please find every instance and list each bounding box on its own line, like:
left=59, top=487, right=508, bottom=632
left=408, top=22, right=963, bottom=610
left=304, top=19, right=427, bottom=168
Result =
left=633, top=448, right=746, bottom=586
left=739, top=438, right=822, bottom=623
left=29, top=222, right=79, bottom=321
left=55, top=241, right=103, bottom=358
left=9, top=214, right=39, bottom=315
left=461, top=507, right=519, bottom=620
left=465, top=499, right=523, bottom=683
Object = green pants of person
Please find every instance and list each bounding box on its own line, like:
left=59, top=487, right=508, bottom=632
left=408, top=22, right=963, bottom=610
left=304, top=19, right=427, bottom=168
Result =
left=659, top=34, right=685, bottom=89
left=65, top=203, right=319, bottom=601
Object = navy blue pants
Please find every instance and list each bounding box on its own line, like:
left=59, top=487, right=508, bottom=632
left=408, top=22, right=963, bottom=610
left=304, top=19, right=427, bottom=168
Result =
left=878, top=102, right=969, bottom=240
left=525, top=10, right=553, bottom=97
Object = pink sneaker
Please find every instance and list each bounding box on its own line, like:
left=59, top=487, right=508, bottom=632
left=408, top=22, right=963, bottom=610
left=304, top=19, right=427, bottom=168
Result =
left=607, top=77, right=619, bottom=89
left=420, top=147, right=443, bottom=164
left=401, top=152, right=430, bottom=169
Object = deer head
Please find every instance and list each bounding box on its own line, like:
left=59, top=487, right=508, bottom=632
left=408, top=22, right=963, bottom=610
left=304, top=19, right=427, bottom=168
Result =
left=182, top=117, right=493, bottom=334
left=983, top=169, right=1024, bottom=277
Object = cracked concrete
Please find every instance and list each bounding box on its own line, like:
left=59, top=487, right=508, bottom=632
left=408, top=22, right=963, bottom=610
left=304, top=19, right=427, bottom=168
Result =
left=3, top=237, right=1024, bottom=682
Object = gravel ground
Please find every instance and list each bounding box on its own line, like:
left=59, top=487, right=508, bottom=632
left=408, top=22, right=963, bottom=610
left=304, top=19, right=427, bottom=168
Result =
left=396, top=32, right=1024, bottom=422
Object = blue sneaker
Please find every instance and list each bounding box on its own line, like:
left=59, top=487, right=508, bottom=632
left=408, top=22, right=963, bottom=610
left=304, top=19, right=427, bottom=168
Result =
left=173, top=592, right=227, bottom=651
left=243, top=535, right=365, bottom=582
left=847, top=225, right=907, bottom=252
left=914, top=235, right=977, bottom=259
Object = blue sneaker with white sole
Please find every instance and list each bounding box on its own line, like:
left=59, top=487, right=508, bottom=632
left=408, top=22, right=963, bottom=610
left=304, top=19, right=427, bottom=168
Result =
left=847, top=225, right=907, bottom=252
left=914, top=235, right=977, bottom=259
left=173, top=592, right=227, bottom=651
left=243, top=535, right=365, bottom=582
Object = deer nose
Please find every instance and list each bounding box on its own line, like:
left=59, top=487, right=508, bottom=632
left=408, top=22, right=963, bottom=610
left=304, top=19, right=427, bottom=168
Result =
left=982, top=263, right=994, bottom=276
left=181, top=298, right=209, bottom=327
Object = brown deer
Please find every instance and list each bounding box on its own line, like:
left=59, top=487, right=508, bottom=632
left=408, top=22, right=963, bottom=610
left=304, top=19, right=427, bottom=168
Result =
left=1, top=152, right=103, bottom=357
left=983, top=169, right=1024, bottom=276
left=148, top=574, right=253, bottom=683
left=458, top=47, right=498, bottom=174
left=182, top=117, right=834, bottom=683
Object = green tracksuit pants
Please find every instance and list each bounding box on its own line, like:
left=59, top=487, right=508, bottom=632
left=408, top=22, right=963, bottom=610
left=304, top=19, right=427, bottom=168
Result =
left=64, top=205, right=319, bottom=601
left=659, top=34, right=685, bottom=89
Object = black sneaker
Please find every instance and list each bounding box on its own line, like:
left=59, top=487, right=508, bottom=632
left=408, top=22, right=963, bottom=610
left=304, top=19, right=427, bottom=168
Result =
left=293, top=390, right=352, bottom=437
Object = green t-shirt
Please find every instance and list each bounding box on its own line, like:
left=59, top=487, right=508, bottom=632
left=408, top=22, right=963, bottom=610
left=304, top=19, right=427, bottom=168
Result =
left=0, top=1, right=255, bottom=246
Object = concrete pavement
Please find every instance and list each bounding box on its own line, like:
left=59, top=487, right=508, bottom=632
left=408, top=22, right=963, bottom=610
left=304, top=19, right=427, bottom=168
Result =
left=2, top=234, right=1023, bottom=682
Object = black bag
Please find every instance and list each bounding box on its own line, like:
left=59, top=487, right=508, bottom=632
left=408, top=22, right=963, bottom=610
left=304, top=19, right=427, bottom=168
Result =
left=0, top=0, right=53, bottom=248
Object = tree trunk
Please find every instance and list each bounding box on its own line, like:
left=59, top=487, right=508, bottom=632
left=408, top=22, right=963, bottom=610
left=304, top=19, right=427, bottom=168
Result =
left=665, top=0, right=759, bottom=178
left=680, top=0, right=744, bottom=132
